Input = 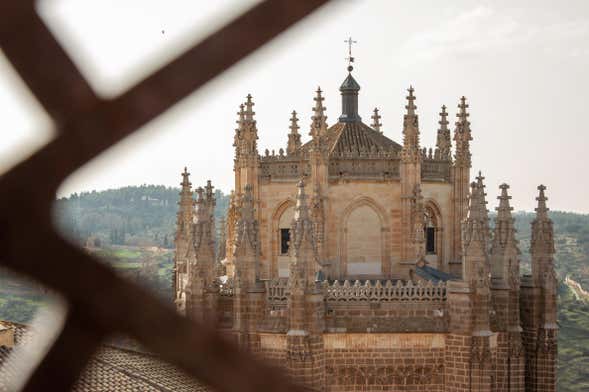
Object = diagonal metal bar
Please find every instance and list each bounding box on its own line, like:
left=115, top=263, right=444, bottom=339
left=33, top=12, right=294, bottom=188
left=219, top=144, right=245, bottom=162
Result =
left=0, top=0, right=330, bottom=390
left=0, top=2, right=98, bottom=123
left=22, top=308, right=106, bottom=392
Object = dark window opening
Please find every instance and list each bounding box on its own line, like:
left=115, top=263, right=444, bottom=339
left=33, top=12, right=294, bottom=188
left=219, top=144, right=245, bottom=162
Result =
left=426, top=227, right=436, bottom=254
left=280, top=228, right=290, bottom=255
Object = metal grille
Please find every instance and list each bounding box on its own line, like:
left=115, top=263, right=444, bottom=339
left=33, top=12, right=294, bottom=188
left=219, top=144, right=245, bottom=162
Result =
left=0, top=1, right=328, bottom=390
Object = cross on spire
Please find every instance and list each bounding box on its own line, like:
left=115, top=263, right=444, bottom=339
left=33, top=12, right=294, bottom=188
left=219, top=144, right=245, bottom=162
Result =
left=344, top=36, right=357, bottom=71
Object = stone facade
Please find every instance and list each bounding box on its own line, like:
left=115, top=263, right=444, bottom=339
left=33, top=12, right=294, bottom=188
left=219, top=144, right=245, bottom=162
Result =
left=174, top=64, right=557, bottom=391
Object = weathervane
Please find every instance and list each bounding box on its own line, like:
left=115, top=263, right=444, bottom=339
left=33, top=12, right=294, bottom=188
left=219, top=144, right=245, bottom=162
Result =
left=344, top=36, right=357, bottom=72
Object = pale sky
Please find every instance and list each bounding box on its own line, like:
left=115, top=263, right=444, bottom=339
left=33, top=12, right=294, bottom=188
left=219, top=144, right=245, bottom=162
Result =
left=1, top=0, right=588, bottom=213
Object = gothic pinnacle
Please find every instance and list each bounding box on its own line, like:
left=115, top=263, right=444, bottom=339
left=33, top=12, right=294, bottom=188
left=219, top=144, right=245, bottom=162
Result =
left=535, top=184, right=550, bottom=221
left=436, top=105, right=451, bottom=160
left=181, top=167, right=191, bottom=188
left=244, top=94, right=255, bottom=123
left=287, top=110, right=302, bottom=155
left=371, top=107, right=382, bottom=133
left=294, top=179, right=310, bottom=222
left=456, top=96, right=470, bottom=127
left=289, top=111, right=300, bottom=134
left=311, top=87, right=327, bottom=136
left=405, top=85, right=417, bottom=116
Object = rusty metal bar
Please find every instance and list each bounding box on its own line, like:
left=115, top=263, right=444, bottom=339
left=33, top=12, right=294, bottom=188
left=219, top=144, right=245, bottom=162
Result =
left=0, top=0, right=329, bottom=390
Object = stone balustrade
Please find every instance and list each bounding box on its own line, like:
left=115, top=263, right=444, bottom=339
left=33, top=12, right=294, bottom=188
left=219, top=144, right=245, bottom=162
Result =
left=324, top=280, right=447, bottom=302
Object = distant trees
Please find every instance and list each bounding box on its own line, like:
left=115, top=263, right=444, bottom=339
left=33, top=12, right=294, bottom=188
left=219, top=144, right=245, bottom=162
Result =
left=54, top=185, right=230, bottom=249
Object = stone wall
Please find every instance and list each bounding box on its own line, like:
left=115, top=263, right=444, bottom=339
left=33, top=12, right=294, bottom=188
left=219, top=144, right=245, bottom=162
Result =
left=324, top=333, right=445, bottom=392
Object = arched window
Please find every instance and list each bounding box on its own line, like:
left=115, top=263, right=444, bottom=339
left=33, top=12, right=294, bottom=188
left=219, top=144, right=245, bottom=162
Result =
left=424, top=208, right=436, bottom=254
left=276, top=205, right=294, bottom=277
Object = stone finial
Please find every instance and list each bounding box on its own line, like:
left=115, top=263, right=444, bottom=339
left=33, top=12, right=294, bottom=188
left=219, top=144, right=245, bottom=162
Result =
left=244, top=93, right=256, bottom=123
left=181, top=167, right=191, bottom=189
left=454, top=96, right=473, bottom=167
left=535, top=184, right=549, bottom=221
left=436, top=105, right=452, bottom=160
left=205, top=180, right=214, bottom=202
left=310, top=87, right=328, bottom=137
left=371, top=107, right=382, bottom=133
left=217, top=216, right=227, bottom=262
left=402, top=86, right=420, bottom=162
left=405, top=85, right=417, bottom=116
left=287, top=110, right=301, bottom=155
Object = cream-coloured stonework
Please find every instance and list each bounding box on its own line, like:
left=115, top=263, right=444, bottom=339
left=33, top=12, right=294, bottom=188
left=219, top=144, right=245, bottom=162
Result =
left=324, top=333, right=446, bottom=350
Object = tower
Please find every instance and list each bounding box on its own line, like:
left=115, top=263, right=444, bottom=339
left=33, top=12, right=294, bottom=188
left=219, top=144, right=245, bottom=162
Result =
left=446, top=174, right=493, bottom=392
left=184, top=185, right=218, bottom=325
left=286, top=180, right=325, bottom=391
left=174, top=167, right=193, bottom=314
left=521, top=185, right=558, bottom=392
left=490, top=184, right=525, bottom=392
left=232, top=184, right=263, bottom=351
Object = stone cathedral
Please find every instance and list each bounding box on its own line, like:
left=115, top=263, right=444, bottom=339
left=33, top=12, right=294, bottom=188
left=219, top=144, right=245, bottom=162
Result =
left=173, top=60, right=558, bottom=391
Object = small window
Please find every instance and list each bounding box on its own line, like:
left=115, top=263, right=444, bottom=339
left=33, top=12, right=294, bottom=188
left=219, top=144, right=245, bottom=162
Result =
left=280, top=228, right=290, bottom=255
left=425, top=227, right=435, bottom=254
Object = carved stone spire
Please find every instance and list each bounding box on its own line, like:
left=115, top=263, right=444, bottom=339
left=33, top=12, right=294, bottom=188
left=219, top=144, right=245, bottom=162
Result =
left=401, top=86, right=420, bottom=163
left=530, top=185, right=556, bottom=293
left=462, top=175, right=490, bottom=283
left=310, top=87, right=328, bottom=139
left=287, top=110, right=301, bottom=155
left=436, top=105, right=452, bottom=160
left=204, top=180, right=216, bottom=246
left=289, top=180, right=320, bottom=289
left=371, top=107, right=382, bottom=133
left=490, top=184, right=520, bottom=287
left=234, top=96, right=259, bottom=166
left=217, top=217, right=227, bottom=262
left=454, top=96, right=473, bottom=167
left=462, top=173, right=492, bottom=334
left=233, top=184, right=259, bottom=285
left=176, top=167, right=194, bottom=239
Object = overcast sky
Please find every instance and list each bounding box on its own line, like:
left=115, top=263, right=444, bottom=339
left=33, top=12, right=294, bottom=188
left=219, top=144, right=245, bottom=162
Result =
left=0, top=0, right=588, bottom=213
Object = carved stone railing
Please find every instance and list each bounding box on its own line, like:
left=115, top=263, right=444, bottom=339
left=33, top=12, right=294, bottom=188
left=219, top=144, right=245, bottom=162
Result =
left=264, top=278, right=289, bottom=304
left=328, top=158, right=400, bottom=179
left=323, top=280, right=447, bottom=302
left=219, top=279, right=234, bottom=297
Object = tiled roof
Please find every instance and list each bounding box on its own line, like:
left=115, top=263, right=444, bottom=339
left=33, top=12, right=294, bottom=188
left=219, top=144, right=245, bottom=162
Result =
left=0, top=321, right=209, bottom=392
left=415, top=265, right=456, bottom=283
left=302, top=121, right=401, bottom=158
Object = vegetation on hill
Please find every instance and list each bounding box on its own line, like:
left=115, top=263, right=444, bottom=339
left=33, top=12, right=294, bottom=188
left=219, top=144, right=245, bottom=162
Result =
left=0, top=185, right=587, bottom=391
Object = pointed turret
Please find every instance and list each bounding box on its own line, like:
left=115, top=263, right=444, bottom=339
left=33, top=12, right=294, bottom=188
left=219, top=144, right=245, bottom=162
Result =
left=462, top=173, right=492, bottom=334
left=454, top=96, right=473, bottom=167
left=530, top=185, right=556, bottom=292
left=436, top=105, right=451, bottom=160
left=462, top=175, right=490, bottom=283
left=490, top=184, right=520, bottom=287
left=174, top=167, right=194, bottom=313
left=289, top=180, right=320, bottom=287
left=286, top=110, right=301, bottom=155
left=310, top=87, right=328, bottom=139
left=339, top=65, right=361, bottom=123
left=233, top=184, right=259, bottom=285
left=401, top=86, right=420, bottom=163
left=371, top=107, right=382, bottom=133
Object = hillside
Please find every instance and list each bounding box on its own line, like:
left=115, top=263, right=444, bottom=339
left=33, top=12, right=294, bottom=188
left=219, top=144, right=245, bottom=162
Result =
left=0, top=185, right=588, bottom=391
